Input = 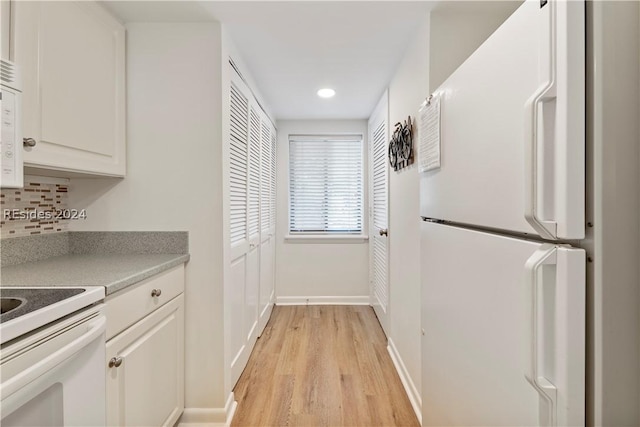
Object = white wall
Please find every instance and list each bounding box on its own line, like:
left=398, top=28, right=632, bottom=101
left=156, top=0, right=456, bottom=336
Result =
left=69, top=23, right=226, bottom=415
left=386, top=15, right=430, bottom=417
left=221, top=26, right=274, bottom=125
left=429, top=1, right=521, bottom=91
left=588, top=1, right=640, bottom=424
left=275, top=120, right=369, bottom=303
left=1, top=1, right=10, bottom=59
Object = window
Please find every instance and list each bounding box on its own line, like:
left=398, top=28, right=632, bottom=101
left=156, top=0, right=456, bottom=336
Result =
left=289, top=134, right=364, bottom=234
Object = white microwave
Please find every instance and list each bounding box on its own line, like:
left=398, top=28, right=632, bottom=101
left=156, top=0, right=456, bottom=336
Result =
left=1, top=59, right=23, bottom=188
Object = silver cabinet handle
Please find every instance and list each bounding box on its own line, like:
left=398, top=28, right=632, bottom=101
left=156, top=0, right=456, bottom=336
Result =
left=23, top=138, right=37, bottom=147
left=108, top=356, right=123, bottom=368
left=379, top=229, right=388, bottom=236
left=249, top=243, right=256, bottom=249
left=151, top=289, right=162, bottom=297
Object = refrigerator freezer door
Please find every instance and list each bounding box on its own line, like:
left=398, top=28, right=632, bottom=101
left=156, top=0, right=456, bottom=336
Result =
left=419, top=0, right=585, bottom=240
left=421, top=222, right=585, bottom=426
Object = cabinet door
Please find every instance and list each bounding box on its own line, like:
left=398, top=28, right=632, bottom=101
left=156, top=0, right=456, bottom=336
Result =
left=106, top=295, right=184, bottom=427
left=12, top=1, right=126, bottom=177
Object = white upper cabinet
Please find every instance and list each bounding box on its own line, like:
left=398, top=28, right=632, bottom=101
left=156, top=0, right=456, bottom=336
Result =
left=11, top=1, right=126, bottom=177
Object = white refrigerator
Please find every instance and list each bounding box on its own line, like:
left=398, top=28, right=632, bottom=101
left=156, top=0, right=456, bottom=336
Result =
left=420, top=0, right=586, bottom=426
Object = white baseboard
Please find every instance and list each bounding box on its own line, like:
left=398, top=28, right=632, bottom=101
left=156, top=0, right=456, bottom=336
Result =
left=387, top=338, right=422, bottom=425
left=177, top=392, right=236, bottom=427
left=225, top=392, right=238, bottom=427
left=257, top=302, right=274, bottom=337
left=276, top=295, right=369, bottom=305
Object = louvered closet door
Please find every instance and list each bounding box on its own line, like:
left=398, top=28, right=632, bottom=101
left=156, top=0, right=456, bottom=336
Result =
left=258, top=117, right=276, bottom=337
left=228, top=71, right=260, bottom=387
left=260, top=120, right=272, bottom=239
left=269, top=127, right=276, bottom=233
left=248, top=105, right=261, bottom=245
left=229, top=81, right=249, bottom=253
left=369, top=92, right=390, bottom=336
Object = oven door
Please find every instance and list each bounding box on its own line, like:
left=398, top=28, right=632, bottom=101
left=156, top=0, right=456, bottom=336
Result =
left=1, top=305, right=106, bottom=426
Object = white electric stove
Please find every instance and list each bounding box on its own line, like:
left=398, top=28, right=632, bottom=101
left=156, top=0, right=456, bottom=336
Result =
left=0, top=286, right=106, bottom=426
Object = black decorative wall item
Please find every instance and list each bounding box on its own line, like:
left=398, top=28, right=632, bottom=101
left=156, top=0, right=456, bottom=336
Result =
left=388, top=116, right=413, bottom=171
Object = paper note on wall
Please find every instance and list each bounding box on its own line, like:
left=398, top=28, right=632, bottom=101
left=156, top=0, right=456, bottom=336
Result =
left=418, top=94, right=441, bottom=173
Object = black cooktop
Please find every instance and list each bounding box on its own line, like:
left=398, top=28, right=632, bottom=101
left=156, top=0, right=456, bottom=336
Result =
left=0, top=288, right=86, bottom=323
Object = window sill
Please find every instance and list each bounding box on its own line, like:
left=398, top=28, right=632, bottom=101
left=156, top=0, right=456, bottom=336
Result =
left=284, top=234, right=369, bottom=244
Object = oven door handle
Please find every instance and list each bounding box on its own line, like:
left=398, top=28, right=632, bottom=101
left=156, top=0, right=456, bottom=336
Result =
left=1, top=316, right=106, bottom=399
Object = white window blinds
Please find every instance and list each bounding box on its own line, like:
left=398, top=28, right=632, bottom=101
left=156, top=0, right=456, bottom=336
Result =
left=289, top=135, right=363, bottom=234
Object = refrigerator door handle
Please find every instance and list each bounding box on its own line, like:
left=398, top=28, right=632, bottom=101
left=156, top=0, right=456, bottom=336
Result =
left=524, top=244, right=558, bottom=426
left=524, top=82, right=558, bottom=240
left=524, top=0, right=558, bottom=240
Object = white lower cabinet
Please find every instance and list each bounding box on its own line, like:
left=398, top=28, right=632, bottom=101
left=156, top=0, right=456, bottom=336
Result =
left=105, top=266, right=185, bottom=427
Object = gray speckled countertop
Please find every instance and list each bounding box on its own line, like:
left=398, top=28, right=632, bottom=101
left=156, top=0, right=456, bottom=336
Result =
left=1, top=253, right=189, bottom=296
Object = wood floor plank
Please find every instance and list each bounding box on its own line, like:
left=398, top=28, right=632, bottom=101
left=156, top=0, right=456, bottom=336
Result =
left=231, top=305, right=419, bottom=427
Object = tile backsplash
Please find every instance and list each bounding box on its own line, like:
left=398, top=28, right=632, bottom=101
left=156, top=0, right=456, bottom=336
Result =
left=1, top=176, right=71, bottom=239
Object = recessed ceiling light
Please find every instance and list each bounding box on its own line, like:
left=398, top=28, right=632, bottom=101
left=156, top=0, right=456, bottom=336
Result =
left=317, top=88, right=336, bottom=98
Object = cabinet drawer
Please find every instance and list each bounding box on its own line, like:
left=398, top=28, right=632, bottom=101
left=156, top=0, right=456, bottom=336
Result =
left=106, top=265, right=184, bottom=340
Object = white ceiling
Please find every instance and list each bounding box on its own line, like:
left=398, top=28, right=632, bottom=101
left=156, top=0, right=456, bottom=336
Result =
left=102, top=1, right=435, bottom=120
left=100, top=1, right=214, bottom=22
left=202, top=2, right=434, bottom=120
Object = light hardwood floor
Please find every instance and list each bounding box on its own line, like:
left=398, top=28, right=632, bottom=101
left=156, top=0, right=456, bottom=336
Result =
left=231, top=305, right=420, bottom=427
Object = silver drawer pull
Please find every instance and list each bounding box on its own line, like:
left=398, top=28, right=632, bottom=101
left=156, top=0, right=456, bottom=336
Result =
left=151, top=289, right=162, bottom=297
left=108, top=356, right=123, bottom=368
